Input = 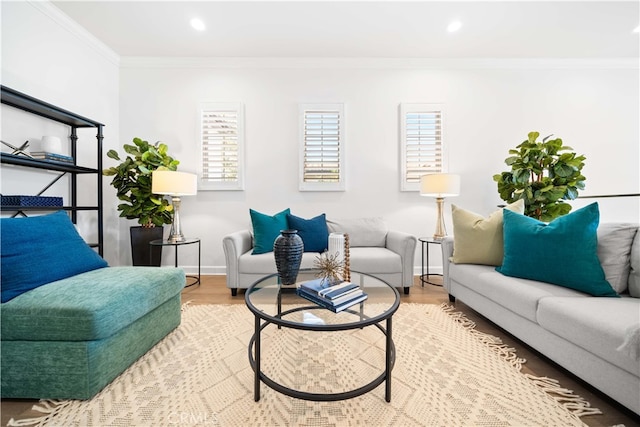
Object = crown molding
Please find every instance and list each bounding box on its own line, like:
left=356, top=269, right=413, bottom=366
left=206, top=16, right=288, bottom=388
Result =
left=119, top=57, right=639, bottom=70
left=29, top=0, right=120, bottom=66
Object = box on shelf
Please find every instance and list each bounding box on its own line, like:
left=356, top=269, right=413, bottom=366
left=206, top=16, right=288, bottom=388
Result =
left=1, top=195, right=63, bottom=207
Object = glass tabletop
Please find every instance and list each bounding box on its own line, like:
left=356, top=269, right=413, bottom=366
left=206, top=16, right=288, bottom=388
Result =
left=245, top=269, right=400, bottom=330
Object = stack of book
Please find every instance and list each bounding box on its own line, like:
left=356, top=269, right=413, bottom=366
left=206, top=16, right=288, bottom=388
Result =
left=297, top=278, right=368, bottom=313
left=30, top=151, right=74, bottom=164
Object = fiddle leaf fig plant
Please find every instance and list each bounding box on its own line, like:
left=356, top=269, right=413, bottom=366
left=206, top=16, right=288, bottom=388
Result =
left=103, top=137, right=180, bottom=227
left=493, top=131, right=586, bottom=222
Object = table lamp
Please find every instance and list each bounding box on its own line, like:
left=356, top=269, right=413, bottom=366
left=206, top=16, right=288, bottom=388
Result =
left=152, top=170, right=198, bottom=243
left=420, top=173, right=461, bottom=240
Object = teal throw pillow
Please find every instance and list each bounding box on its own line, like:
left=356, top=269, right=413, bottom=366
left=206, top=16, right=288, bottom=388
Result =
left=250, top=208, right=290, bottom=254
left=287, top=213, right=329, bottom=252
left=1, top=211, right=108, bottom=303
left=496, top=203, right=617, bottom=297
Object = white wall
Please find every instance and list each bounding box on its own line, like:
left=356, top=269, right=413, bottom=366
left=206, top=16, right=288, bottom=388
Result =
left=1, top=1, right=120, bottom=263
left=119, top=58, right=639, bottom=274
left=2, top=2, right=638, bottom=275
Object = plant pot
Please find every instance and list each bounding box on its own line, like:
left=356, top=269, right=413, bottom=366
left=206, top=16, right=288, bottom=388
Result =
left=273, top=229, right=304, bottom=285
left=130, top=226, right=163, bottom=266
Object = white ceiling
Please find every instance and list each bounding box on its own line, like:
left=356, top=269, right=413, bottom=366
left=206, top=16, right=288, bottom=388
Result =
left=51, top=1, right=640, bottom=58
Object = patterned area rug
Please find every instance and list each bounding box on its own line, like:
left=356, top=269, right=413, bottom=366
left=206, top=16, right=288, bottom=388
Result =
left=9, top=303, right=600, bottom=426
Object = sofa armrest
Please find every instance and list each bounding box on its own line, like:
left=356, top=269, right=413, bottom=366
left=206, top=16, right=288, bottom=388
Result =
left=222, top=230, right=253, bottom=289
left=386, top=230, right=418, bottom=288
left=441, top=236, right=454, bottom=294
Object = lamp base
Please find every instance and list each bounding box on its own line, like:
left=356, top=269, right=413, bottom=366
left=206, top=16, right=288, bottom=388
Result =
left=168, top=196, right=186, bottom=243
left=433, top=197, right=447, bottom=240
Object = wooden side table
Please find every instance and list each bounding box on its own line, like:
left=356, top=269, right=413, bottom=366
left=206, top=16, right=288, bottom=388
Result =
left=149, top=238, right=201, bottom=287
left=419, top=237, right=443, bottom=287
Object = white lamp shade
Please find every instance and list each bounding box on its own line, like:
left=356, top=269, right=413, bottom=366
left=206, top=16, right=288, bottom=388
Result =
left=152, top=171, right=198, bottom=196
left=420, top=173, right=461, bottom=197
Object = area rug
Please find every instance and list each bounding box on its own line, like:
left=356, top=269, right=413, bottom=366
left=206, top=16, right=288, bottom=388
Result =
left=9, top=303, right=601, bottom=427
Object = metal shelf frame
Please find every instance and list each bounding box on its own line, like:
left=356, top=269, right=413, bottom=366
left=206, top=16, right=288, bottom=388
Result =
left=1, top=86, right=105, bottom=256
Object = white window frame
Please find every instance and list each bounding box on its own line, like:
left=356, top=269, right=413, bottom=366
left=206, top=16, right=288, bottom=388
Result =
left=198, top=102, right=245, bottom=191
left=400, top=103, right=445, bottom=192
left=299, top=103, right=345, bottom=192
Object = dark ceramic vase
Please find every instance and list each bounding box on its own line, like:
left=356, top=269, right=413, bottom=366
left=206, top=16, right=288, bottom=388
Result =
left=273, top=229, right=304, bottom=285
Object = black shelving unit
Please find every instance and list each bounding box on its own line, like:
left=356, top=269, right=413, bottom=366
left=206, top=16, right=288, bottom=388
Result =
left=1, top=86, right=105, bottom=256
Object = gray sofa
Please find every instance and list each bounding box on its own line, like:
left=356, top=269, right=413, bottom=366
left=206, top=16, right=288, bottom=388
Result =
left=442, top=223, right=640, bottom=415
left=223, top=217, right=417, bottom=296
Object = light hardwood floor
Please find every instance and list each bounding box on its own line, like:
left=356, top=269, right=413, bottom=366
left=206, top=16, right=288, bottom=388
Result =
left=2, top=275, right=638, bottom=427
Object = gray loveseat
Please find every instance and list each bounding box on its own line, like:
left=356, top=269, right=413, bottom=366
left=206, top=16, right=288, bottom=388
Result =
left=442, top=222, right=640, bottom=415
left=223, top=217, right=417, bottom=296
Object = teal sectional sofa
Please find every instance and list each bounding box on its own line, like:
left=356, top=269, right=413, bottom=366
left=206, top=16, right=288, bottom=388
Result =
left=0, top=211, right=185, bottom=399
left=1, top=267, right=185, bottom=399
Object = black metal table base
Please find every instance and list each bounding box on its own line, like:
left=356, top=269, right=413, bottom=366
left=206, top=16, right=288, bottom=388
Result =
left=248, top=305, right=396, bottom=402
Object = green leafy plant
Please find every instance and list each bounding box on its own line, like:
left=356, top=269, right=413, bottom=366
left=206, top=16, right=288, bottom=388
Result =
left=103, top=137, right=180, bottom=227
left=493, top=131, right=586, bottom=222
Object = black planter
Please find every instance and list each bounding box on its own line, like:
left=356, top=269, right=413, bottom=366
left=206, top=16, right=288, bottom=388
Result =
left=273, top=229, right=304, bottom=285
left=130, top=226, right=163, bottom=266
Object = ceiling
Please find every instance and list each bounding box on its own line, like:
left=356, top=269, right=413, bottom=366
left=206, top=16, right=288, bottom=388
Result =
left=51, top=1, right=640, bottom=59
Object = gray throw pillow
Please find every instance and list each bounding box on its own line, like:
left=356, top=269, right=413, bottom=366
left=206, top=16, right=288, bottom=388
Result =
left=628, top=230, right=640, bottom=298
left=597, top=223, right=638, bottom=294
left=326, top=217, right=388, bottom=247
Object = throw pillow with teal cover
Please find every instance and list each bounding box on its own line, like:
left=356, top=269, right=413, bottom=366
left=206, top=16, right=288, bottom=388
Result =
left=287, top=213, right=329, bottom=252
left=1, top=211, right=108, bottom=303
left=250, top=208, right=290, bottom=254
left=496, top=203, right=618, bottom=297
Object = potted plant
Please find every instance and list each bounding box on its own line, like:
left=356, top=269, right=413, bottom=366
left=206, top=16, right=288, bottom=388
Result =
left=493, top=131, right=586, bottom=222
left=103, top=137, right=180, bottom=265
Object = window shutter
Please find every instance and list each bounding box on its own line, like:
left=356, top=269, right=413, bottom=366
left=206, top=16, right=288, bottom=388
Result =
left=400, top=104, right=445, bottom=191
left=299, top=103, right=345, bottom=191
left=199, top=103, right=244, bottom=191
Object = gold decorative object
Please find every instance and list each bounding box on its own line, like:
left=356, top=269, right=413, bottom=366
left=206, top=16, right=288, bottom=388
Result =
left=343, top=233, right=351, bottom=282
left=313, top=252, right=343, bottom=284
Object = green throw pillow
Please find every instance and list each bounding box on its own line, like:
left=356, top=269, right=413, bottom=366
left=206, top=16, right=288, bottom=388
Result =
left=287, top=213, right=329, bottom=252
left=250, top=208, right=290, bottom=254
left=496, top=203, right=618, bottom=297
left=451, top=199, right=525, bottom=266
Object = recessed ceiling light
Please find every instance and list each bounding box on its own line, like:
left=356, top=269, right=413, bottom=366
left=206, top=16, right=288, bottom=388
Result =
left=447, top=21, right=462, bottom=33
left=634, top=25, right=640, bottom=33
left=190, top=18, right=206, bottom=32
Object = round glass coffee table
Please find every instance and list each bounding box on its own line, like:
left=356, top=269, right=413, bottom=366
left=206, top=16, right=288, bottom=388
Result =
left=245, top=269, right=400, bottom=402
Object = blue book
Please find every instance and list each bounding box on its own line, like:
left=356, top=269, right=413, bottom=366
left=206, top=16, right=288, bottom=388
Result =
left=297, top=288, right=368, bottom=313
left=299, top=278, right=333, bottom=295
left=320, top=282, right=359, bottom=300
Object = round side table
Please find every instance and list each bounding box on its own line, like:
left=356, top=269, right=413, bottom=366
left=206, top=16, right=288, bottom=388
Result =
left=419, top=237, right=443, bottom=287
left=149, top=238, right=201, bottom=287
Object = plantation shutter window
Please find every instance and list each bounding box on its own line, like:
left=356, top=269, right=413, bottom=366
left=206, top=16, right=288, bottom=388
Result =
left=299, top=103, right=345, bottom=191
left=199, top=102, right=244, bottom=191
left=400, top=104, right=445, bottom=192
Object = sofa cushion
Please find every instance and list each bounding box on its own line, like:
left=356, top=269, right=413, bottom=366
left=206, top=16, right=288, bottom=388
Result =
left=1, top=211, right=108, bottom=303
left=451, top=199, right=524, bottom=266
left=327, top=217, right=387, bottom=247
left=1, top=267, right=185, bottom=341
left=349, top=247, right=401, bottom=274
left=250, top=208, right=290, bottom=254
left=628, top=230, right=640, bottom=298
left=497, top=203, right=618, bottom=297
left=449, top=263, right=587, bottom=322
left=239, top=251, right=319, bottom=274
left=287, top=213, right=329, bottom=252
left=537, top=296, right=640, bottom=375
left=597, top=223, right=638, bottom=294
